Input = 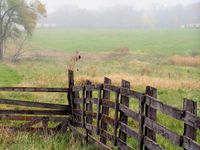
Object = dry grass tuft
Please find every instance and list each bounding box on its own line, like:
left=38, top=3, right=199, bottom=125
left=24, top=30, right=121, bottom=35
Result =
left=169, top=55, right=200, bottom=67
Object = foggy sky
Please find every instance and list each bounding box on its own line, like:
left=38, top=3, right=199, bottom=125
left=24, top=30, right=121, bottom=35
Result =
left=41, top=0, right=200, bottom=13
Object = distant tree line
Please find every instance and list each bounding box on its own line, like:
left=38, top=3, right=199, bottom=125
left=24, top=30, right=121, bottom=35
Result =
left=40, top=2, right=200, bottom=29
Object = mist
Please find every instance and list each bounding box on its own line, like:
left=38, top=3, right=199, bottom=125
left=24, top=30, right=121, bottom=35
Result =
left=38, top=1, right=200, bottom=29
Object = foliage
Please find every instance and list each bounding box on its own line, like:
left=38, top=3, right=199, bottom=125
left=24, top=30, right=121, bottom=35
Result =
left=0, top=0, right=46, bottom=59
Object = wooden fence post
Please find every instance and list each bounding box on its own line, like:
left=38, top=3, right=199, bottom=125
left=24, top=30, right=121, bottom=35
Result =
left=68, top=70, right=74, bottom=107
left=100, top=77, right=111, bottom=144
left=183, top=98, right=197, bottom=150
left=85, top=80, right=92, bottom=142
left=138, top=94, right=145, bottom=150
left=113, top=88, right=120, bottom=146
left=144, top=86, right=157, bottom=150
left=118, top=80, right=130, bottom=149
left=68, top=70, right=81, bottom=125
left=96, top=84, right=103, bottom=135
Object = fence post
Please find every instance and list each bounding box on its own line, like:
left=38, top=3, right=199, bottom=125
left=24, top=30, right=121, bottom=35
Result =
left=68, top=70, right=74, bottom=107
left=85, top=80, right=92, bottom=142
left=183, top=98, right=197, bottom=150
left=118, top=80, right=130, bottom=149
left=144, top=86, right=157, bottom=150
left=100, top=77, right=111, bottom=144
left=68, top=70, right=81, bottom=126
left=113, top=88, right=120, bottom=146
left=138, top=94, right=145, bottom=150
left=96, top=84, right=103, bottom=135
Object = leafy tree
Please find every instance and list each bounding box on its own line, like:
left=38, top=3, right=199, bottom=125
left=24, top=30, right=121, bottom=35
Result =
left=0, top=0, right=46, bottom=60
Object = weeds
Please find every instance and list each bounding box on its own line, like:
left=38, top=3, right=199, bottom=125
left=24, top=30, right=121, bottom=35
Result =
left=169, top=55, right=200, bottom=67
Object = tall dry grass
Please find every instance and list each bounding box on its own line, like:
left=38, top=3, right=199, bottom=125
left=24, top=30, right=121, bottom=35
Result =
left=76, top=74, right=200, bottom=89
left=22, top=72, right=200, bottom=90
left=169, top=55, right=200, bottom=67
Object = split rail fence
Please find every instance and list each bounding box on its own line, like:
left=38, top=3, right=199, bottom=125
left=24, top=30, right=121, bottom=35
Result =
left=0, top=70, right=199, bottom=150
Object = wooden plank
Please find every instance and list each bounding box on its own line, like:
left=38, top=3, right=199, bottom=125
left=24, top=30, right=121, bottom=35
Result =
left=85, top=80, right=93, bottom=139
left=145, top=95, right=183, bottom=120
left=139, top=95, right=145, bottom=150
left=73, top=109, right=82, bottom=115
left=73, top=110, right=97, bottom=118
left=72, top=86, right=84, bottom=92
left=144, top=117, right=182, bottom=146
left=85, top=84, right=102, bottom=91
left=85, top=123, right=97, bottom=133
left=100, top=129, right=114, bottom=142
left=0, top=115, right=68, bottom=122
left=184, top=111, right=200, bottom=129
left=119, top=121, right=140, bottom=141
left=19, top=118, right=42, bottom=129
left=145, top=86, right=157, bottom=150
left=68, top=122, right=86, bottom=139
left=119, top=104, right=140, bottom=121
left=73, top=98, right=82, bottom=104
left=113, top=89, right=120, bottom=145
left=0, top=110, right=70, bottom=115
left=85, top=111, right=97, bottom=118
left=86, top=98, right=98, bottom=104
left=117, top=139, right=133, bottom=150
left=0, top=87, right=68, bottom=92
left=68, top=69, right=81, bottom=124
left=0, top=126, right=57, bottom=133
left=119, top=80, right=130, bottom=148
left=96, top=85, right=102, bottom=134
left=183, top=99, right=197, bottom=150
left=183, top=136, right=200, bottom=150
left=100, top=77, right=111, bottom=144
left=103, top=84, right=120, bottom=92
left=143, top=136, right=164, bottom=150
left=120, top=87, right=143, bottom=100
left=102, top=99, right=116, bottom=109
left=88, top=134, right=112, bottom=150
left=82, top=87, right=86, bottom=128
left=101, top=114, right=114, bottom=126
left=0, top=99, right=70, bottom=110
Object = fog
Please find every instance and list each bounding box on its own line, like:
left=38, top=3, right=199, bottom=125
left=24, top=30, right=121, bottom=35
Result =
left=39, top=0, right=200, bottom=29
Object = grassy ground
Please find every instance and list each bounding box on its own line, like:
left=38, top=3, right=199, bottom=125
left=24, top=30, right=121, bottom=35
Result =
left=0, top=29, right=200, bottom=149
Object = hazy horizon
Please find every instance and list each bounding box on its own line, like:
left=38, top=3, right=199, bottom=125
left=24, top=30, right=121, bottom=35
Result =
left=41, top=0, right=200, bottom=14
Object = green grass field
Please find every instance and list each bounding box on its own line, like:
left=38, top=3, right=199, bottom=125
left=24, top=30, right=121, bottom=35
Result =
left=0, top=29, right=200, bottom=150
left=31, top=29, right=200, bottom=54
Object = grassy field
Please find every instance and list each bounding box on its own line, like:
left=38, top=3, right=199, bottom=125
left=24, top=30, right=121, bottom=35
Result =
left=0, top=29, right=200, bottom=150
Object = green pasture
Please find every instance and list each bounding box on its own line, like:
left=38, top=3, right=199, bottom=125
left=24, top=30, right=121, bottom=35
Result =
left=31, top=29, right=200, bottom=54
left=0, top=29, right=200, bottom=150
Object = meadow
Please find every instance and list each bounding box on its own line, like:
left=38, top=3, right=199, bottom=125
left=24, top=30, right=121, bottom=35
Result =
left=0, top=29, right=200, bottom=150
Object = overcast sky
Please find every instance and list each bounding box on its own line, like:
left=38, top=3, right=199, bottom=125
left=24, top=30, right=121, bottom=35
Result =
left=41, top=0, right=200, bottom=13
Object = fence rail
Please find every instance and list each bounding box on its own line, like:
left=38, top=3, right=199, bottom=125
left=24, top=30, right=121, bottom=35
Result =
left=0, top=70, right=199, bottom=150
left=67, top=70, right=200, bottom=150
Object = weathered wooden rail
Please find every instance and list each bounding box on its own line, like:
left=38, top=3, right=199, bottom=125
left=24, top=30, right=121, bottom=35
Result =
left=0, top=70, right=199, bottom=150
left=66, top=70, right=200, bottom=150
left=0, top=87, right=70, bottom=134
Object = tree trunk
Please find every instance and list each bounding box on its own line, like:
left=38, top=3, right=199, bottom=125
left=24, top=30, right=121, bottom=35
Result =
left=0, top=40, right=4, bottom=60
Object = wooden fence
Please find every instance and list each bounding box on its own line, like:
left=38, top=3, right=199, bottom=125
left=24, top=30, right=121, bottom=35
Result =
left=67, top=70, right=200, bottom=150
left=0, top=70, right=199, bottom=150
left=0, top=87, right=70, bottom=134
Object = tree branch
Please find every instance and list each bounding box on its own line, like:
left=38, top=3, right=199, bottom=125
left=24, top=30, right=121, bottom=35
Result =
left=0, top=6, right=16, bottom=22
left=0, top=9, right=15, bottom=40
